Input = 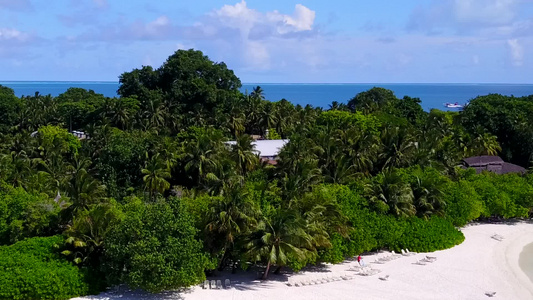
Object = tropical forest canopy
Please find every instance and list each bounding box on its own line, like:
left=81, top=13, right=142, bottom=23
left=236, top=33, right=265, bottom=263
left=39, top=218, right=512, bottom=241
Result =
left=0, top=49, right=532, bottom=299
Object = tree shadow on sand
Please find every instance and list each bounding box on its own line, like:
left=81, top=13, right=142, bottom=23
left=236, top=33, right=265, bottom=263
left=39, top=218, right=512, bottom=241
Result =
left=74, top=286, right=190, bottom=300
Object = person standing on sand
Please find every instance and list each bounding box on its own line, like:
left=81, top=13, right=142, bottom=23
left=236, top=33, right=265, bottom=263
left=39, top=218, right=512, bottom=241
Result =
left=357, top=255, right=365, bottom=267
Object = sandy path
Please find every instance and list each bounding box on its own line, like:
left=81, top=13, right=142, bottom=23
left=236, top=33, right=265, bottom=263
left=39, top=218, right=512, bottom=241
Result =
left=73, top=222, right=533, bottom=300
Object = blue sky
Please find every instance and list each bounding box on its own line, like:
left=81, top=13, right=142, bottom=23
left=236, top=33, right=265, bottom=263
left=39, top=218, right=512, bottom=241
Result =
left=1, top=0, right=532, bottom=83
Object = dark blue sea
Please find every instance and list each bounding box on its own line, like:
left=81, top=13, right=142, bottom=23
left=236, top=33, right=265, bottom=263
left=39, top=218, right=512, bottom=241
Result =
left=1, top=81, right=533, bottom=111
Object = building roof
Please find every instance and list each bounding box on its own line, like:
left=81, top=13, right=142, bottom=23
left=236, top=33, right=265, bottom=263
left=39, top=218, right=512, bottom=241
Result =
left=226, top=139, right=289, bottom=158
left=462, top=156, right=527, bottom=175
left=463, top=156, right=504, bottom=167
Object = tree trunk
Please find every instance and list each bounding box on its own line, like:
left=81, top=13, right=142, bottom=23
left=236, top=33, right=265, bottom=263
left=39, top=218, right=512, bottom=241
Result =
left=262, top=261, right=271, bottom=280
left=218, top=250, right=228, bottom=271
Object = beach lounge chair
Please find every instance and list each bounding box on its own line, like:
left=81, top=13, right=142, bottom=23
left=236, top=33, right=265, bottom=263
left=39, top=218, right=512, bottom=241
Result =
left=300, top=277, right=310, bottom=286
left=225, top=279, right=231, bottom=289
left=347, top=265, right=362, bottom=273
left=406, top=249, right=416, bottom=255
left=423, top=255, right=437, bottom=263
left=317, top=275, right=327, bottom=284
left=491, top=234, right=504, bottom=241
left=341, top=272, right=352, bottom=280
left=359, top=266, right=381, bottom=276
left=210, top=280, right=216, bottom=289
left=379, top=275, right=389, bottom=281
left=414, top=259, right=427, bottom=265
left=216, top=280, right=223, bottom=289
left=373, top=255, right=386, bottom=264
left=390, top=251, right=401, bottom=259
left=202, top=280, right=209, bottom=289
left=378, top=253, right=391, bottom=262
left=310, top=275, right=320, bottom=284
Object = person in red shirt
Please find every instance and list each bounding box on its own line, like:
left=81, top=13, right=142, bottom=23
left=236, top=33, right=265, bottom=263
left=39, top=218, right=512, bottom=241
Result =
left=357, top=255, right=365, bottom=267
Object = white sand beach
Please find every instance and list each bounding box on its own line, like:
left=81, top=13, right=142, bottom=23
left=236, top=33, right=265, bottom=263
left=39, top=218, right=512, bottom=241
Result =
left=74, top=222, right=533, bottom=300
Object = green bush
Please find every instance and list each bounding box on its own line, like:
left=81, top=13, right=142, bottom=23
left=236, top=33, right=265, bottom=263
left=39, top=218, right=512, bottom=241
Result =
left=317, top=184, right=464, bottom=261
left=389, top=217, right=464, bottom=252
left=0, top=186, right=60, bottom=245
left=443, top=180, right=483, bottom=227
left=103, top=198, right=209, bottom=292
left=0, top=236, right=90, bottom=300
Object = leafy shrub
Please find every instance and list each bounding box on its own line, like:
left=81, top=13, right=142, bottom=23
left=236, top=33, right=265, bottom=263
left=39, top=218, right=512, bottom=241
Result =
left=0, top=186, right=60, bottom=245
left=0, top=236, right=90, bottom=300
left=103, top=198, right=209, bottom=292
left=389, top=217, right=465, bottom=252
left=443, top=180, right=483, bottom=227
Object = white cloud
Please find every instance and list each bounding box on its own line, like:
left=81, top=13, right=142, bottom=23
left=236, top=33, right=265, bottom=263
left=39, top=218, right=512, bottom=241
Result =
left=453, top=0, right=518, bottom=25
left=0, top=28, right=29, bottom=42
left=507, top=39, right=524, bottom=66
left=407, top=0, right=531, bottom=36
left=204, top=1, right=317, bottom=70
left=211, top=1, right=316, bottom=38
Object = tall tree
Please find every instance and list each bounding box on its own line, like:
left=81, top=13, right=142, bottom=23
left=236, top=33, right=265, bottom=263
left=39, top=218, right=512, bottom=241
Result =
left=141, top=153, right=171, bottom=201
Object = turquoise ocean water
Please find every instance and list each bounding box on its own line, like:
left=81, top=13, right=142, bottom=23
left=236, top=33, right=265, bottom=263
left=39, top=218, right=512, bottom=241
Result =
left=1, top=81, right=533, bottom=111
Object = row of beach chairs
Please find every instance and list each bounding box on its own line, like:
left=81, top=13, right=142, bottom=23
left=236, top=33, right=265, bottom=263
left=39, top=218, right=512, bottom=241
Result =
left=287, top=263, right=385, bottom=287
left=202, top=279, right=231, bottom=289
left=287, top=272, right=358, bottom=287
left=372, top=249, right=418, bottom=264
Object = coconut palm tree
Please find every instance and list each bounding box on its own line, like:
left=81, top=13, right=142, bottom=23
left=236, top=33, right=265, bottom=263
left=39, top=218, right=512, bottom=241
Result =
left=245, top=209, right=314, bottom=280
left=411, top=173, right=446, bottom=218
left=63, top=202, right=122, bottom=265
left=205, top=179, right=258, bottom=270
left=230, top=134, right=259, bottom=176
left=141, top=153, right=171, bottom=201
left=366, top=171, right=416, bottom=217
left=180, top=129, right=223, bottom=185
left=250, top=86, right=265, bottom=100
left=65, top=166, right=106, bottom=215
left=379, top=126, right=417, bottom=171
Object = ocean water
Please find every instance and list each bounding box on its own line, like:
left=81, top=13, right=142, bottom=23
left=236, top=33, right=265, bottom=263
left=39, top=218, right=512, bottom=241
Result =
left=519, top=242, right=533, bottom=284
left=1, top=81, right=533, bottom=111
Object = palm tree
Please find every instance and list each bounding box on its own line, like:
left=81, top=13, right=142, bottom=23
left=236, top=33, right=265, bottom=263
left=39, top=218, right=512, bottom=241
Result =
left=379, top=126, right=417, bottom=171
left=180, top=130, right=223, bottom=185
left=411, top=174, right=446, bottom=218
left=65, top=166, right=106, bottom=215
left=290, top=189, right=348, bottom=245
left=230, top=134, right=259, bottom=176
left=205, top=180, right=258, bottom=270
left=63, top=203, right=122, bottom=265
left=141, top=153, right=171, bottom=201
left=366, top=171, right=416, bottom=217
left=250, top=86, right=265, bottom=100
left=108, top=97, right=136, bottom=130
left=258, top=102, right=278, bottom=137
left=245, top=209, right=314, bottom=279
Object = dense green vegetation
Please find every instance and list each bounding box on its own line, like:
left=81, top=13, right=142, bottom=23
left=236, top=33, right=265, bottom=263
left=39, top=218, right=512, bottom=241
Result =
left=0, top=236, right=90, bottom=300
left=0, top=49, right=532, bottom=299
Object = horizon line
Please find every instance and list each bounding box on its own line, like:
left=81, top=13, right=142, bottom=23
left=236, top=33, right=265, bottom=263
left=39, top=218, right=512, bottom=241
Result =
left=1, top=81, right=533, bottom=85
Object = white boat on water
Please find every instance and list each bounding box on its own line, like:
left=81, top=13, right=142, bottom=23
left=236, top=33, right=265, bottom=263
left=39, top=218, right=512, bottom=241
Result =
left=444, top=102, right=463, bottom=108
